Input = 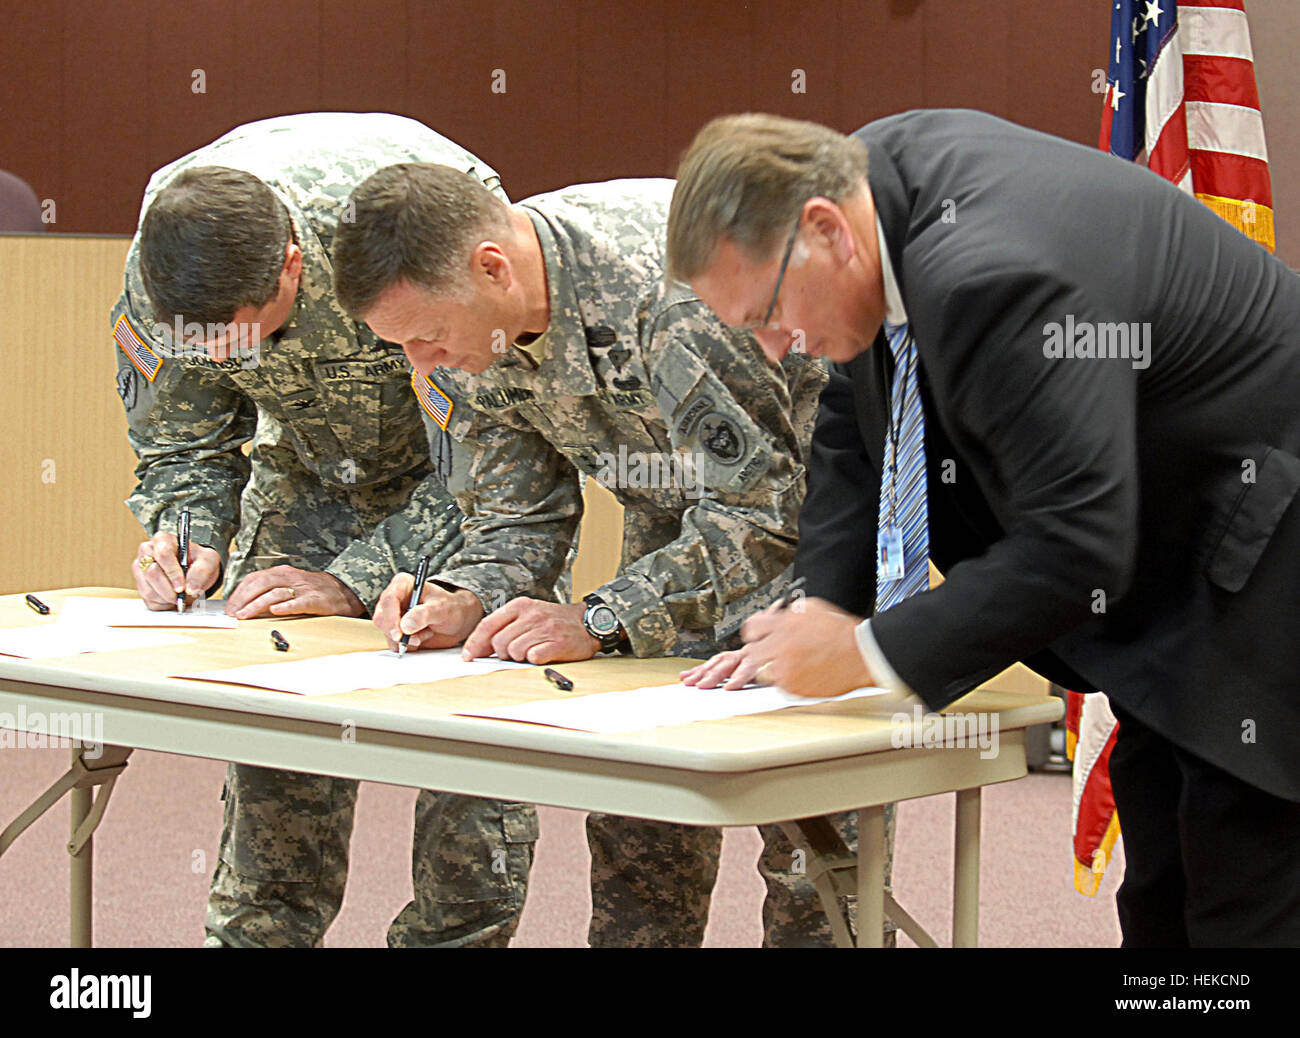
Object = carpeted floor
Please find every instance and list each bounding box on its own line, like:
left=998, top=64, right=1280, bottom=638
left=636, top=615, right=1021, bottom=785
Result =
left=0, top=745, right=1122, bottom=947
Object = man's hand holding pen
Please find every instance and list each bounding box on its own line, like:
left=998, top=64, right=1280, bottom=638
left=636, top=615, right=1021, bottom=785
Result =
left=736, top=596, right=874, bottom=698
left=682, top=577, right=875, bottom=697
left=133, top=531, right=221, bottom=612
left=374, top=584, right=604, bottom=664
left=374, top=574, right=484, bottom=653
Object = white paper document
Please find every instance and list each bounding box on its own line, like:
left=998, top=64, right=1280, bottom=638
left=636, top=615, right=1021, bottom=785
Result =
left=0, top=625, right=194, bottom=659
left=175, top=648, right=531, bottom=696
left=457, top=682, right=892, bottom=734
left=55, top=597, right=238, bottom=629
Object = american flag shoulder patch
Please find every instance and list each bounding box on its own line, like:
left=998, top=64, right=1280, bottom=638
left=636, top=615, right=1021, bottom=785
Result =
left=412, top=372, right=454, bottom=429
left=113, top=314, right=163, bottom=381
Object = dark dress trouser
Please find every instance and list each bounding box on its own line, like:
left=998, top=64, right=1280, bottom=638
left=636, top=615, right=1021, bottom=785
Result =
left=1108, top=703, right=1300, bottom=947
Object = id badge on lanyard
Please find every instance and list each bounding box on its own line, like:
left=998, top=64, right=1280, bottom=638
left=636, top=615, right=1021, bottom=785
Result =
left=877, top=337, right=912, bottom=586
left=877, top=523, right=905, bottom=583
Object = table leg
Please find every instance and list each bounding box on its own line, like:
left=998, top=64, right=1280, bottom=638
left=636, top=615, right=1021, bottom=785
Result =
left=953, top=787, right=981, bottom=947
left=857, top=805, right=885, bottom=948
left=69, top=749, right=92, bottom=949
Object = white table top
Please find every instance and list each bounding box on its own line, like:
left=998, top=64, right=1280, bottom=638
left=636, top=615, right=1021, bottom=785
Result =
left=0, top=588, right=1063, bottom=775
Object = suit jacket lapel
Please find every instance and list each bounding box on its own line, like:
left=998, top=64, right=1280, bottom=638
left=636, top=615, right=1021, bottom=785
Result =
left=849, top=140, right=911, bottom=477
left=865, top=139, right=910, bottom=304
left=847, top=330, right=891, bottom=476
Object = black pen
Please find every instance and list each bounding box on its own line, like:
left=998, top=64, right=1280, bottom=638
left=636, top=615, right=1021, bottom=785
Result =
left=779, top=576, right=807, bottom=610
left=25, top=594, right=50, bottom=616
left=398, top=554, right=431, bottom=659
left=177, top=509, right=191, bottom=613
left=271, top=630, right=290, bottom=652
left=544, top=667, right=574, bottom=692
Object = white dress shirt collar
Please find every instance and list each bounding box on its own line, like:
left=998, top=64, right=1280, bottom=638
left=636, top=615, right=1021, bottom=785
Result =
left=876, top=213, right=907, bottom=327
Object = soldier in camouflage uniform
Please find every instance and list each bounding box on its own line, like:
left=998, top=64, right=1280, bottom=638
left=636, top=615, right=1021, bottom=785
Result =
left=112, top=113, right=536, bottom=948
left=333, top=167, right=885, bottom=946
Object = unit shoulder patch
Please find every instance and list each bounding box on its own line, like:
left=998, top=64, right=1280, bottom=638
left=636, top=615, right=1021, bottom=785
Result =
left=698, top=411, right=746, bottom=465
left=115, top=366, right=138, bottom=410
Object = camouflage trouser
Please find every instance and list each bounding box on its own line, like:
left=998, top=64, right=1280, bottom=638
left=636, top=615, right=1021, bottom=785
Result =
left=205, top=458, right=537, bottom=947
left=587, top=817, right=719, bottom=947
left=205, top=770, right=537, bottom=948
left=586, top=806, right=896, bottom=947
left=757, top=808, right=898, bottom=947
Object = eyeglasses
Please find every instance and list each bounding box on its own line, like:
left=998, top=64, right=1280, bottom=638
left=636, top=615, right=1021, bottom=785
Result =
left=754, top=217, right=801, bottom=330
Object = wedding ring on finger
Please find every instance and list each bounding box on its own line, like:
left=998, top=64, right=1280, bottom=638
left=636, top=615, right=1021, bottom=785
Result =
left=138, top=555, right=156, bottom=571
left=285, top=588, right=296, bottom=600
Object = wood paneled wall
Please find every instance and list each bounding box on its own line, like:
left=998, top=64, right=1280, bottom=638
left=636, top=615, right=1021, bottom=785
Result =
left=0, top=235, right=142, bottom=595
left=1250, top=0, right=1300, bottom=268
left=3, top=0, right=1111, bottom=235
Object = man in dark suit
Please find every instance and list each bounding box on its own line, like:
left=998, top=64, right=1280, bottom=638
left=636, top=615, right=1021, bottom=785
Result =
left=669, top=109, right=1300, bottom=947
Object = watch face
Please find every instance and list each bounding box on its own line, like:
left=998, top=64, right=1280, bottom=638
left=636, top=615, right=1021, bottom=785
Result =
left=588, top=604, right=619, bottom=637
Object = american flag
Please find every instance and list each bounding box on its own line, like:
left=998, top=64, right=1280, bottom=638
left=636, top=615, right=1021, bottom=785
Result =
left=1071, top=0, right=1275, bottom=899
left=412, top=371, right=453, bottom=429
left=1099, top=0, right=1274, bottom=250
left=113, top=313, right=163, bottom=381
left=1067, top=690, right=1122, bottom=897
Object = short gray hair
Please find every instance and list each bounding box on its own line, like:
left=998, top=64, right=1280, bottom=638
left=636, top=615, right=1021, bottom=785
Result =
left=332, top=162, right=509, bottom=317
left=667, top=114, right=869, bottom=281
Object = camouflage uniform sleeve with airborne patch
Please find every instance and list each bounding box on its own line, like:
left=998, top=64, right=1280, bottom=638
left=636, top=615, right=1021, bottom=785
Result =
left=421, top=374, right=584, bottom=615
left=594, top=293, right=829, bottom=657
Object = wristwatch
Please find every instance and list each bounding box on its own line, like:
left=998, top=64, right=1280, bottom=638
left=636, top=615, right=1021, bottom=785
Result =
left=582, top=594, right=629, bottom=654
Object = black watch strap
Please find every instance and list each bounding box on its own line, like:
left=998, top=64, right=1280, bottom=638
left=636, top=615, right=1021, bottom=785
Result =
left=583, top=595, right=629, bottom=654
